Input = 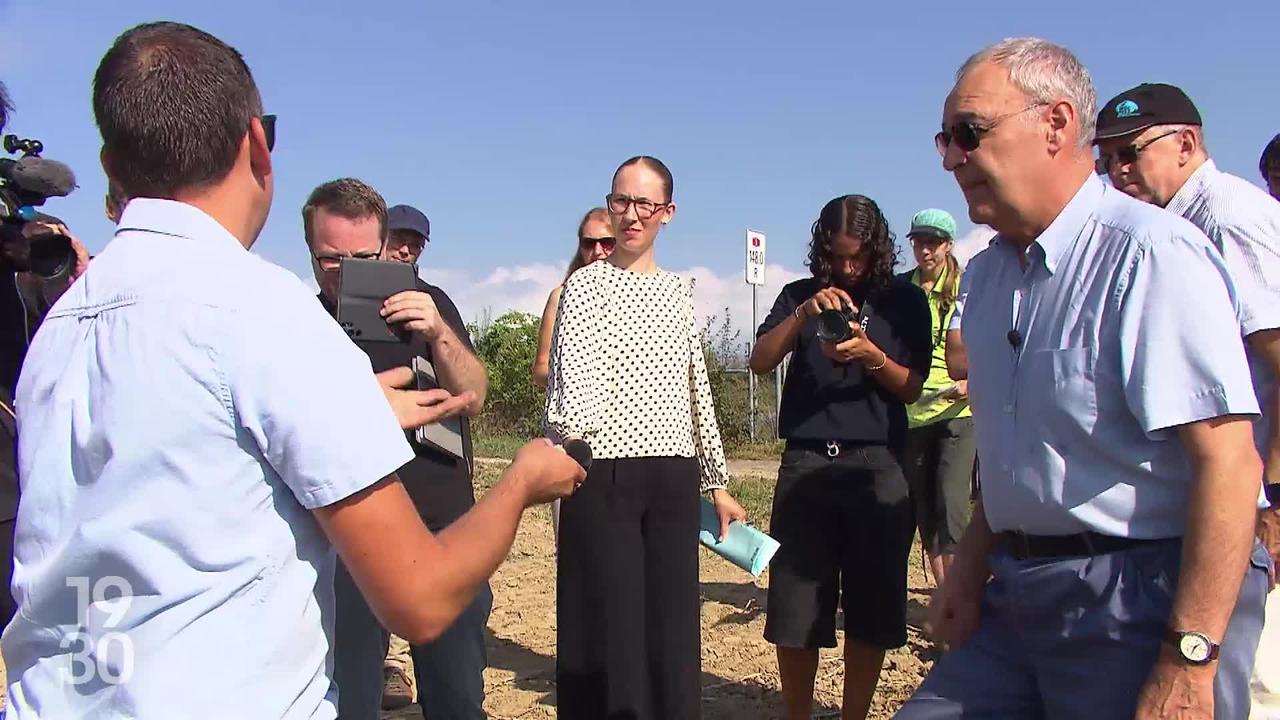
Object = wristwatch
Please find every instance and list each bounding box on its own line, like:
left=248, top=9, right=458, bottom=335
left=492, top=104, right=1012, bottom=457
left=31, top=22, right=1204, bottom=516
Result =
left=1165, top=629, right=1220, bottom=665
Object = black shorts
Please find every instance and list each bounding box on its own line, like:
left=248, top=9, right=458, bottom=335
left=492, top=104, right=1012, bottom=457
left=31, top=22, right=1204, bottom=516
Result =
left=764, top=442, right=914, bottom=650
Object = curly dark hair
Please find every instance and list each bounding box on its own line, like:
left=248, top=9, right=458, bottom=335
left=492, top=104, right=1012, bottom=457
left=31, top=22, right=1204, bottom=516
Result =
left=806, top=194, right=898, bottom=293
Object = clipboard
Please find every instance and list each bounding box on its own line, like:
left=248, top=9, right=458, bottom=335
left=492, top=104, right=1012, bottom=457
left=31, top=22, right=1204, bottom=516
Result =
left=336, top=257, right=419, bottom=343
left=411, top=356, right=465, bottom=461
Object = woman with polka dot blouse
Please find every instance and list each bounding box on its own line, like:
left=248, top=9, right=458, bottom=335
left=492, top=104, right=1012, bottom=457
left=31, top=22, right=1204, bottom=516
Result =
left=544, top=156, right=747, bottom=720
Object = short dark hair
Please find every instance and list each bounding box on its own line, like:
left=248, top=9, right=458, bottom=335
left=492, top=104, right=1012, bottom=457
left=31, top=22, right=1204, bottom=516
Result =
left=93, top=22, right=263, bottom=199
left=0, top=81, right=12, bottom=132
left=807, top=195, right=898, bottom=293
left=612, top=156, right=674, bottom=202
left=1260, top=134, right=1280, bottom=179
left=302, top=178, right=387, bottom=245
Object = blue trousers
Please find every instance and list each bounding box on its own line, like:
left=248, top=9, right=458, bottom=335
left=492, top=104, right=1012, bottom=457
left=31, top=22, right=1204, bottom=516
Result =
left=332, top=559, right=492, bottom=720
left=895, top=539, right=1271, bottom=720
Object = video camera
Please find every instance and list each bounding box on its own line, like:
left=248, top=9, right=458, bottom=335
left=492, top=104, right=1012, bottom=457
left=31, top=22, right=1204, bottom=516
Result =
left=0, top=133, right=78, bottom=279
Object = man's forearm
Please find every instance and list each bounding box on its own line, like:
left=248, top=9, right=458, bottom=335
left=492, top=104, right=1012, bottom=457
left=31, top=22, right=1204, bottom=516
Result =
left=953, top=497, right=996, bottom=584
left=430, top=325, right=488, bottom=415
left=1169, top=427, right=1261, bottom=640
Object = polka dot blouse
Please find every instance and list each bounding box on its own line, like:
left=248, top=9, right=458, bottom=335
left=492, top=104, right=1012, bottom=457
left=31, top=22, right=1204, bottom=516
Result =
left=543, top=260, right=729, bottom=492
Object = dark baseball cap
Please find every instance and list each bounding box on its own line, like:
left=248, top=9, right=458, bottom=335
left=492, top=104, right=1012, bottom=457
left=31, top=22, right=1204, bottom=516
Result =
left=1095, top=83, right=1202, bottom=142
left=387, top=204, right=430, bottom=241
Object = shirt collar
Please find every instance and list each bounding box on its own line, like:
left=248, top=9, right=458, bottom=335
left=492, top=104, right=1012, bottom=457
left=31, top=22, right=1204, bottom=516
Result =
left=1165, top=159, right=1217, bottom=218
left=115, top=198, right=248, bottom=251
left=994, top=174, right=1105, bottom=276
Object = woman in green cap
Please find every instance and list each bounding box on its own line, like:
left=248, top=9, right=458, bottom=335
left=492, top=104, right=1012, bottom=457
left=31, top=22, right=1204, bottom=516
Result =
left=899, top=209, right=976, bottom=588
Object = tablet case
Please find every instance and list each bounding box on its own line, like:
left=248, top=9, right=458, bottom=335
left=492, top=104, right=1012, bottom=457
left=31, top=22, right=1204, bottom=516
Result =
left=412, top=356, right=466, bottom=462
left=336, top=257, right=419, bottom=343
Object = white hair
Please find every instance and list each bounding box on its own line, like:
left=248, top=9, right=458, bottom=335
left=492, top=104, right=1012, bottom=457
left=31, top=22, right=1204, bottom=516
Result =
left=958, top=38, right=1097, bottom=148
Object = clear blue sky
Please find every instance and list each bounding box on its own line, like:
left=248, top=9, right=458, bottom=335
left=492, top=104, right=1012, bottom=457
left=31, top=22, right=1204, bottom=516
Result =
left=4, top=0, right=1278, bottom=325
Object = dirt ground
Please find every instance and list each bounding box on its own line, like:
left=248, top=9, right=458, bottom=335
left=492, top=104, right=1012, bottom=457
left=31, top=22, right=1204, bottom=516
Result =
left=391, top=502, right=938, bottom=720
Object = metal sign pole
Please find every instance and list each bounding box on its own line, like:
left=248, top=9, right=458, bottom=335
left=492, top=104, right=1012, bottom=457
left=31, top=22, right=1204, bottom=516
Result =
left=749, top=284, right=757, bottom=442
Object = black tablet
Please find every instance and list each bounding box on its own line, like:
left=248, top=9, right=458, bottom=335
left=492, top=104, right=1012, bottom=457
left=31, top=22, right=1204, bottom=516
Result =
left=336, top=257, right=419, bottom=343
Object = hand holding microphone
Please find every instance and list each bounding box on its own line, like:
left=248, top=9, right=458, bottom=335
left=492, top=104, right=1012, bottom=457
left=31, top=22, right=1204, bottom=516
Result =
left=509, top=436, right=592, bottom=507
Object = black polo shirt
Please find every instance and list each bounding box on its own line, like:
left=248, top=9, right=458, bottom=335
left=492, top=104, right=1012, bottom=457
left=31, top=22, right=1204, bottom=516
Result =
left=320, top=280, right=475, bottom=531
left=756, top=275, right=932, bottom=450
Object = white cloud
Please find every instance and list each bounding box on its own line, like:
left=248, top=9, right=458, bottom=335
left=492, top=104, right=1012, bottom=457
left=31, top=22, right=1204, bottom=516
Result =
left=952, top=226, right=996, bottom=267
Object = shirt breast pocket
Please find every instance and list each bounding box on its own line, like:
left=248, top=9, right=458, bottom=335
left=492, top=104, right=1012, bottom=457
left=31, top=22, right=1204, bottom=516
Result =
left=1020, top=347, right=1098, bottom=436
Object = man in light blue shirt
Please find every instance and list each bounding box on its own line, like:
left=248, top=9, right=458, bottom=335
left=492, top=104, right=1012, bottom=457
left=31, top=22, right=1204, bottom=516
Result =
left=3, top=21, right=584, bottom=719
left=897, top=38, right=1269, bottom=720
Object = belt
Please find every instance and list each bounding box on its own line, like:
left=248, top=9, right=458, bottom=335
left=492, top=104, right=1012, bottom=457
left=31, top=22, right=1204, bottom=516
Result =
left=998, top=531, right=1173, bottom=560
left=784, top=439, right=881, bottom=458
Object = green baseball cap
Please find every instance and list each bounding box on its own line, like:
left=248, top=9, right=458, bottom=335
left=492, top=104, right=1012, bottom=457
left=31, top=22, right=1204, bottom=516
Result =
left=907, top=209, right=956, bottom=241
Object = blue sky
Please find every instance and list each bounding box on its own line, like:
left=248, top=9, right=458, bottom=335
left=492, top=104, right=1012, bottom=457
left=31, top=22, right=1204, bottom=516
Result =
left=4, top=0, right=1278, bottom=331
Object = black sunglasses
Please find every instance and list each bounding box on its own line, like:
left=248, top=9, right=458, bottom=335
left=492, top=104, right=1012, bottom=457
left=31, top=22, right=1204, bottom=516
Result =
left=935, top=103, right=1046, bottom=157
left=1094, top=129, right=1180, bottom=175
left=579, top=236, right=616, bottom=251
left=262, top=114, right=277, bottom=152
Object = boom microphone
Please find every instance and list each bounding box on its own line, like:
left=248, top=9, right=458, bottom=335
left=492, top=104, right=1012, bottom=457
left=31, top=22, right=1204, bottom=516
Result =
left=5, top=157, right=77, bottom=198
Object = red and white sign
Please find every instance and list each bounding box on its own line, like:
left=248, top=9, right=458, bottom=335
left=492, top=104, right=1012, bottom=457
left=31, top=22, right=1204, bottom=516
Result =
left=745, top=229, right=766, bottom=286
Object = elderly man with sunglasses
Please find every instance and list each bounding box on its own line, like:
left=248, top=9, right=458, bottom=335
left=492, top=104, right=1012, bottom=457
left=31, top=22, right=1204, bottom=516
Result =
left=895, top=38, right=1269, bottom=720
left=1094, top=82, right=1280, bottom=720
left=304, top=179, right=494, bottom=720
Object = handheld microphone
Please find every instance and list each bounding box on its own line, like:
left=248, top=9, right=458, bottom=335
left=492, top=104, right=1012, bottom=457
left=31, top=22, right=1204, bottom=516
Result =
left=561, top=437, right=593, bottom=471
left=1007, top=329, right=1022, bottom=350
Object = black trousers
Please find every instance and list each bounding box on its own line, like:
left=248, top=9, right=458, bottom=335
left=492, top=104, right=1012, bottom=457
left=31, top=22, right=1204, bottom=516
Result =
left=556, top=456, right=702, bottom=720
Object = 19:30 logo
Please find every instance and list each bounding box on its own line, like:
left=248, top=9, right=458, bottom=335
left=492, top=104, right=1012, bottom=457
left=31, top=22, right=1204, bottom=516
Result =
left=60, top=576, right=135, bottom=685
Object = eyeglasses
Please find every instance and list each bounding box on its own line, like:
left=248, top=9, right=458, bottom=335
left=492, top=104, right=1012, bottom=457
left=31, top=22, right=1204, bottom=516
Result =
left=262, top=114, right=277, bottom=152
left=1094, top=129, right=1180, bottom=175
left=579, top=236, right=616, bottom=251
left=312, top=249, right=381, bottom=271
left=935, top=103, right=1048, bottom=157
left=605, top=193, right=669, bottom=219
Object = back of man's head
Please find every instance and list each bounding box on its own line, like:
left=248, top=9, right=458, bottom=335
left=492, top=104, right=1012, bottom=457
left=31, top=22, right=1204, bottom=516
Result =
left=93, top=22, right=262, bottom=200
left=1260, top=134, right=1280, bottom=200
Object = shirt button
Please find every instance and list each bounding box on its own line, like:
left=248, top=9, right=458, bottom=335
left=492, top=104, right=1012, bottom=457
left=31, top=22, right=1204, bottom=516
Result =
left=1004, top=404, right=1014, bottom=413
left=1001, top=464, right=1010, bottom=472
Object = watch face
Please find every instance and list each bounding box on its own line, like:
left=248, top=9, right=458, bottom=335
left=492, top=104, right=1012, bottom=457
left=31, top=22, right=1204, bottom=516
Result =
left=1179, top=633, right=1213, bottom=663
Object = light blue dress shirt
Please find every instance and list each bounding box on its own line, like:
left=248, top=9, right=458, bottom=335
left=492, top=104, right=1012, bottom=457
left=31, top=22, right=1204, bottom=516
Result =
left=1166, top=159, right=1280, bottom=453
left=4, top=200, right=413, bottom=719
left=951, top=175, right=1259, bottom=537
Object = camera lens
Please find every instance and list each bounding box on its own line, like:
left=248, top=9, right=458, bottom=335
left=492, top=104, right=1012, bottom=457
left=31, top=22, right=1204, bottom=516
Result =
left=28, top=231, right=73, bottom=280
left=816, top=308, right=854, bottom=343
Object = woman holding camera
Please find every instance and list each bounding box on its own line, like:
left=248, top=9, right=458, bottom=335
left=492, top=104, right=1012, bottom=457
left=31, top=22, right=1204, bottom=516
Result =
left=544, top=156, right=746, bottom=720
left=749, top=194, right=932, bottom=720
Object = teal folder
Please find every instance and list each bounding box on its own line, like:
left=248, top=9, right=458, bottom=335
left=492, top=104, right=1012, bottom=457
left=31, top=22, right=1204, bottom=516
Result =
left=698, top=498, right=781, bottom=577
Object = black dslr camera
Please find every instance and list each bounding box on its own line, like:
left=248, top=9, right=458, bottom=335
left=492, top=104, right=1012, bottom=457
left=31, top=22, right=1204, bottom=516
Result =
left=0, top=134, right=78, bottom=279
left=815, top=302, right=864, bottom=344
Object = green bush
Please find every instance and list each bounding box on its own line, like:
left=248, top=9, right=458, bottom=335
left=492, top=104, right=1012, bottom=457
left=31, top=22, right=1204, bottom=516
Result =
left=468, top=310, right=545, bottom=438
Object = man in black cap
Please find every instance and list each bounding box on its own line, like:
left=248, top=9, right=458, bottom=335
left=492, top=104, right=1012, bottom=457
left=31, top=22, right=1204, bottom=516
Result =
left=1098, top=83, right=1280, bottom=716
left=386, top=203, right=429, bottom=268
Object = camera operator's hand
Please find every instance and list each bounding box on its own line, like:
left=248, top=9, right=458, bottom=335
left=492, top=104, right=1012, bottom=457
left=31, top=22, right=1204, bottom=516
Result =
left=375, top=366, right=473, bottom=429
left=798, top=287, right=854, bottom=320
left=508, top=438, right=587, bottom=507
left=41, top=222, right=90, bottom=281
left=381, top=290, right=443, bottom=342
left=819, top=323, right=883, bottom=366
